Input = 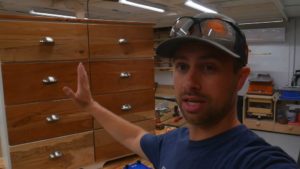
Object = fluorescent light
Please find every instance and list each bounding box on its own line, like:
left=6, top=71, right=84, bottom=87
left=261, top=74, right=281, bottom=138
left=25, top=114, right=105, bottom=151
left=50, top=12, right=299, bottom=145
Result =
left=29, top=10, right=76, bottom=19
left=184, top=0, right=217, bottom=14
left=119, top=0, right=165, bottom=13
left=239, top=19, right=284, bottom=26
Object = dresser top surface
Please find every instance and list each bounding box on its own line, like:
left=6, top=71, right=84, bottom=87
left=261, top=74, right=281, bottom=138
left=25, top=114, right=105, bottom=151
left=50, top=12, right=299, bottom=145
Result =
left=0, top=13, right=154, bottom=26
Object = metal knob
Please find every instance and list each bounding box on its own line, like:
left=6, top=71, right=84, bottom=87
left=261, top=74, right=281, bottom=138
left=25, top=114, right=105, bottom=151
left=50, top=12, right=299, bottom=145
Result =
left=49, top=150, right=63, bottom=159
left=42, top=76, right=57, bottom=85
left=40, top=36, right=55, bottom=45
left=121, top=104, right=132, bottom=111
left=46, top=114, right=60, bottom=122
left=256, top=122, right=261, bottom=127
left=118, top=38, right=128, bottom=44
left=120, top=72, right=131, bottom=78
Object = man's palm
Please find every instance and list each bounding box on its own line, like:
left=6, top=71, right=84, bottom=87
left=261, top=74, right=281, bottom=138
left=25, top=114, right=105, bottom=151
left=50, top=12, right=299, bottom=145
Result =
left=63, top=63, right=93, bottom=108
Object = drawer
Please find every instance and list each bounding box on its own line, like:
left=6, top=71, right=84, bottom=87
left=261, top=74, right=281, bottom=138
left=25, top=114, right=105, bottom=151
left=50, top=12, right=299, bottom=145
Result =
left=274, top=123, right=300, bottom=135
left=94, top=119, right=155, bottom=162
left=243, top=118, right=274, bottom=131
left=93, top=89, right=154, bottom=117
left=0, top=20, right=88, bottom=62
left=2, top=62, right=88, bottom=105
left=94, top=110, right=154, bottom=129
left=90, top=59, right=154, bottom=94
left=89, top=23, right=154, bottom=59
left=10, top=131, right=94, bottom=169
left=6, top=99, right=93, bottom=145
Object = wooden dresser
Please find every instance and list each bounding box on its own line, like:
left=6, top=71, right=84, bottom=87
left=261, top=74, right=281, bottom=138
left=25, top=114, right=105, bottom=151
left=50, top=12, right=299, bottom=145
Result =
left=0, top=15, right=155, bottom=169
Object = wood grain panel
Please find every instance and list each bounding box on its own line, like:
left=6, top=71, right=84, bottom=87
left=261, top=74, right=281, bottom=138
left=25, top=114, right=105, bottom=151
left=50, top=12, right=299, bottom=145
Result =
left=0, top=20, right=88, bottom=62
left=94, top=119, right=155, bottom=162
left=90, top=59, right=154, bottom=94
left=94, top=110, right=154, bottom=129
left=10, top=131, right=94, bottom=169
left=6, top=99, right=93, bottom=145
left=89, top=23, right=154, bottom=59
left=2, top=62, right=88, bottom=105
left=93, top=89, right=154, bottom=118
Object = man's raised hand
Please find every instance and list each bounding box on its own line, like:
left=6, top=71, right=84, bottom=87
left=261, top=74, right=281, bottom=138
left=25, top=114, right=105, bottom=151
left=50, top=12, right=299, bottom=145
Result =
left=63, top=63, right=94, bottom=109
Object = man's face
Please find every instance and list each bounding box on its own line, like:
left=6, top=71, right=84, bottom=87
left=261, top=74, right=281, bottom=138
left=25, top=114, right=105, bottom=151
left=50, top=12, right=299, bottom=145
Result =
left=173, top=43, right=241, bottom=128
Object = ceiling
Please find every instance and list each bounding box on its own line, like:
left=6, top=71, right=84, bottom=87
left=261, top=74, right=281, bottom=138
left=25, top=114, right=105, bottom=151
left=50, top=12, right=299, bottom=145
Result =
left=0, top=0, right=300, bottom=27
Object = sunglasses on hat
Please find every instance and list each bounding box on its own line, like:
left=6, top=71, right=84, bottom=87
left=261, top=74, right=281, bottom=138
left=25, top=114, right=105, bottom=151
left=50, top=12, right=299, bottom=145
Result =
left=156, top=13, right=248, bottom=66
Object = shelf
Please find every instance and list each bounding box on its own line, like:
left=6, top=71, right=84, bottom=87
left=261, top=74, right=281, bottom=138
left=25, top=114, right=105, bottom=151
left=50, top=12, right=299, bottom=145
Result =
left=154, top=38, right=169, bottom=42
left=154, top=67, right=173, bottom=71
left=274, top=123, right=300, bottom=135
left=155, top=84, right=174, bottom=97
left=245, top=94, right=275, bottom=100
left=243, top=93, right=300, bottom=135
left=243, top=118, right=274, bottom=132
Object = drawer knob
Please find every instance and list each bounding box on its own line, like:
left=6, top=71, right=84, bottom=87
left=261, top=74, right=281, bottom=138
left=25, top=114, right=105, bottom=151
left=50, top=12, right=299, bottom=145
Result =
left=256, top=122, right=261, bottom=126
left=121, top=104, right=132, bottom=111
left=49, top=150, right=63, bottom=159
left=46, top=114, right=60, bottom=122
left=120, top=72, right=131, bottom=78
left=288, top=126, right=294, bottom=131
left=118, top=38, right=128, bottom=44
left=40, top=36, right=55, bottom=45
left=42, top=76, right=57, bottom=84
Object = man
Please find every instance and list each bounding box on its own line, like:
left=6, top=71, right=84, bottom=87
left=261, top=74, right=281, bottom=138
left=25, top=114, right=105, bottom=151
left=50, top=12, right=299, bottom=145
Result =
left=63, top=13, right=298, bottom=169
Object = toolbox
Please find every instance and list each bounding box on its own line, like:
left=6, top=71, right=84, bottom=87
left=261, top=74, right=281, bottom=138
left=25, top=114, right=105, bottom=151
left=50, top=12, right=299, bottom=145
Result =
left=279, top=87, right=300, bottom=101
left=247, top=73, right=274, bottom=95
left=123, top=160, right=152, bottom=169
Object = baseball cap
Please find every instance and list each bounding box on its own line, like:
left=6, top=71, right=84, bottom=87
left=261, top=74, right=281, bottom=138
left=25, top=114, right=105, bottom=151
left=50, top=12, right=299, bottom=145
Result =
left=156, top=13, right=248, bottom=66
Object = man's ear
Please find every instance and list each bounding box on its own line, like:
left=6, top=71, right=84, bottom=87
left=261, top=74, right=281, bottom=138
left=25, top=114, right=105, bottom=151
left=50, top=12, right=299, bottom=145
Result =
left=237, top=66, right=251, bottom=91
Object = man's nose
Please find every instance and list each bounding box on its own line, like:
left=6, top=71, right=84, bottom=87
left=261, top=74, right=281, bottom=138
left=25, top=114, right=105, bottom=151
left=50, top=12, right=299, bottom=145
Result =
left=184, top=67, right=202, bottom=90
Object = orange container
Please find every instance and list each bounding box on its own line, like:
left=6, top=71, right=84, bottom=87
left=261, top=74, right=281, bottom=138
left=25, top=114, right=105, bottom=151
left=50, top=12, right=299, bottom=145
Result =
left=247, top=81, right=274, bottom=95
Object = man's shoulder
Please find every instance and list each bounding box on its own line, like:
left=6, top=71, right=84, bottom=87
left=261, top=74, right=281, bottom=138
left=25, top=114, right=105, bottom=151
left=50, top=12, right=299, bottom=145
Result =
left=141, top=127, right=188, bottom=144
left=219, top=126, right=298, bottom=168
left=161, top=127, right=189, bottom=140
left=228, top=135, right=298, bottom=168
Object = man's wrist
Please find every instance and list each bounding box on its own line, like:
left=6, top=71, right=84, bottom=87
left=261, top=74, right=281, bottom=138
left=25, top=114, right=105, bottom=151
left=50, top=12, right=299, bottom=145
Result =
left=84, top=99, right=97, bottom=112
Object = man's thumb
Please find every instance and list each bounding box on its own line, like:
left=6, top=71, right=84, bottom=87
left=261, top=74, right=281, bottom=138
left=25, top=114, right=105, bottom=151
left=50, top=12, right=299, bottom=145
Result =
left=63, top=86, right=76, bottom=99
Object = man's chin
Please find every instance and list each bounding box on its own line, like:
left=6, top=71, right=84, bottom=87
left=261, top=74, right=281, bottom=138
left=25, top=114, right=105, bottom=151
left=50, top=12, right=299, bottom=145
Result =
left=182, top=113, right=207, bottom=126
left=182, top=112, right=222, bottom=128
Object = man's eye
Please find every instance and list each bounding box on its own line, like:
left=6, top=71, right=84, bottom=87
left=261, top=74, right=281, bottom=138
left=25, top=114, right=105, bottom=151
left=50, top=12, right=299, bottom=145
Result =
left=202, top=64, right=217, bottom=73
left=175, top=63, right=189, bottom=72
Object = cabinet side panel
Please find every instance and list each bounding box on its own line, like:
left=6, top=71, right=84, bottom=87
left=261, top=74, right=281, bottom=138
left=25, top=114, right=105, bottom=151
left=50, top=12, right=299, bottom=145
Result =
left=0, top=63, right=12, bottom=169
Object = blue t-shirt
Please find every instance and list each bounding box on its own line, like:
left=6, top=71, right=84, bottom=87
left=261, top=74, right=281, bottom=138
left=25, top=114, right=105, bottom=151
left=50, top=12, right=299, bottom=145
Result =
left=140, top=125, right=298, bottom=169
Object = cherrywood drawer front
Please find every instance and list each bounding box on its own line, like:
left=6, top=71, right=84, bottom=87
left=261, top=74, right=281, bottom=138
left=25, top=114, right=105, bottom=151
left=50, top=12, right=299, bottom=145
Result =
left=93, top=90, right=154, bottom=117
left=274, top=123, right=300, bottom=135
left=7, top=99, right=93, bottom=145
left=243, top=118, right=274, bottom=131
left=89, top=23, right=154, bottom=59
left=94, top=119, right=155, bottom=162
left=0, top=21, right=88, bottom=62
left=10, top=131, right=94, bottom=169
left=90, top=59, right=154, bottom=94
left=94, top=110, right=154, bottom=129
left=2, top=62, right=88, bottom=105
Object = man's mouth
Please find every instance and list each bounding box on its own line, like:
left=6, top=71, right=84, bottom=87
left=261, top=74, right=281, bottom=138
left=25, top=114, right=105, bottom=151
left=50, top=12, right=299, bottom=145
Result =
left=181, top=96, right=207, bottom=113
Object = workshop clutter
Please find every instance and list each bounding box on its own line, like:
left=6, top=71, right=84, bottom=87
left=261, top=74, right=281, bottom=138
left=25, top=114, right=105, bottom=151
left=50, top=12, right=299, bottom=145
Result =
left=243, top=72, right=300, bottom=135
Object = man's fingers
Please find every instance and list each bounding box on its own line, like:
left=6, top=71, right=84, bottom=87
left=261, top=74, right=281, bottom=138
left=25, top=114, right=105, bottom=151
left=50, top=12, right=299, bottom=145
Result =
left=77, top=62, right=90, bottom=91
left=63, top=86, right=76, bottom=99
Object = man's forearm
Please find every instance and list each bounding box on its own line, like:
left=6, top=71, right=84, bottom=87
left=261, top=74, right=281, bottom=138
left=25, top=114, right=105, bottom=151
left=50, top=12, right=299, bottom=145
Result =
left=86, top=100, right=148, bottom=159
